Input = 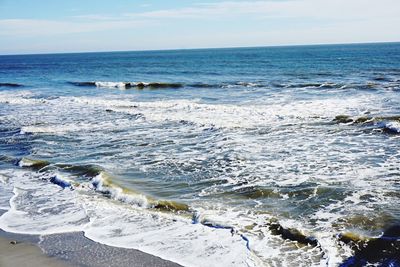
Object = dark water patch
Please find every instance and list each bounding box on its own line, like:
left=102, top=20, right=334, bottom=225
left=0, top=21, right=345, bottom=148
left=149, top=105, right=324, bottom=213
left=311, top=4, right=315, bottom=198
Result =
left=267, top=221, right=319, bottom=247
left=271, top=82, right=286, bottom=88
left=307, top=72, right=337, bottom=77
left=334, top=115, right=354, bottom=124
left=188, top=83, right=217, bottom=88
left=339, top=225, right=400, bottom=266
left=283, top=187, right=320, bottom=200
left=344, top=82, right=382, bottom=91
left=240, top=234, right=251, bottom=250
left=231, top=186, right=282, bottom=199
left=0, top=83, right=24, bottom=88
left=138, top=82, right=183, bottom=89
left=178, top=120, right=196, bottom=126
left=50, top=176, right=72, bottom=189
left=200, top=96, right=219, bottom=102
left=379, top=123, right=400, bottom=134
left=332, top=82, right=400, bottom=91
left=0, top=155, right=17, bottom=165
left=67, top=81, right=96, bottom=87
left=153, top=200, right=190, bottom=213
left=0, top=127, right=23, bottom=141
left=333, top=213, right=396, bottom=234
left=0, top=136, right=32, bottom=158
left=373, top=76, right=392, bottom=82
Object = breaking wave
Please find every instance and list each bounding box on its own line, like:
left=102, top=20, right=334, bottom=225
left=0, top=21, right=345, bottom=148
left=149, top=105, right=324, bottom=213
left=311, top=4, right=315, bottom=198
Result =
left=68, top=81, right=183, bottom=89
left=69, top=81, right=267, bottom=90
left=67, top=80, right=400, bottom=92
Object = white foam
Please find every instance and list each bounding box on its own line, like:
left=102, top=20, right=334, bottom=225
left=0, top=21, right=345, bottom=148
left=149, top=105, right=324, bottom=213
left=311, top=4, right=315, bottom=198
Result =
left=235, top=82, right=261, bottom=88
left=0, top=91, right=42, bottom=105
left=0, top=167, right=258, bottom=267
left=50, top=93, right=377, bottom=130
left=0, top=172, right=13, bottom=210
left=0, top=166, right=328, bottom=266
left=95, top=81, right=127, bottom=89
left=104, top=96, right=374, bottom=129
left=82, top=197, right=257, bottom=267
left=0, top=173, right=10, bottom=184
left=21, top=124, right=94, bottom=134
left=67, top=96, right=137, bottom=107
left=2, top=91, right=378, bottom=131
left=1, top=84, right=399, bottom=266
left=0, top=169, right=89, bottom=235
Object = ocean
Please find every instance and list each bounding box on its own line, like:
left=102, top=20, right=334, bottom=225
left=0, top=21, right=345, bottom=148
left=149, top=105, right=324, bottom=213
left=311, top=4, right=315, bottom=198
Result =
left=0, top=43, right=400, bottom=266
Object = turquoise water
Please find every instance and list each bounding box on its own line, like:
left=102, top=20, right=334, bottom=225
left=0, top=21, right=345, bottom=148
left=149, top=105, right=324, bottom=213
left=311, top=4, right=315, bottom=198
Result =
left=1, top=43, right=400, bottom=266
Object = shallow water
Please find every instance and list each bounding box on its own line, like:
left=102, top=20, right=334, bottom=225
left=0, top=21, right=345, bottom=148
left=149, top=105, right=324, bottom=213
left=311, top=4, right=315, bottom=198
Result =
left=1, top=43, right=400, bottom=266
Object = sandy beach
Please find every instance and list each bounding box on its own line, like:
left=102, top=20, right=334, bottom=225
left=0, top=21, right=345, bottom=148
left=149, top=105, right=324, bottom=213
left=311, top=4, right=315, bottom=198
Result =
left=0, top=236, right=68, bottom=267
left=0, top=230, right=181, bottom=267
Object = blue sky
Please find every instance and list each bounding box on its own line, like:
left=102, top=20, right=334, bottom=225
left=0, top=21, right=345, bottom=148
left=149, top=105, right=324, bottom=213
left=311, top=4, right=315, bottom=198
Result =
left=0, top=0, right=399, bottom=54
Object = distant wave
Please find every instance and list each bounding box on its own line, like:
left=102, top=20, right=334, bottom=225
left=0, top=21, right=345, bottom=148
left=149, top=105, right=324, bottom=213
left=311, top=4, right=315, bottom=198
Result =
left=0, top=83, right=24, bottom=88
left=188, top=82, right=264, bottom=88
left=68, top=81, right=183, bottom=89
left=68, top=80, right=400, bottom=92
left=276, top=81, right=400, bottom=91
left=68, top=81, right=266, bottom=90
left=276, top=82, right=340, bottom=89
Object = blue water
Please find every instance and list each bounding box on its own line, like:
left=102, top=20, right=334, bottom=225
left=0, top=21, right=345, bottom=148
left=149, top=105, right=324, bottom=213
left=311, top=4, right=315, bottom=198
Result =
left=1, top=43, right=400, bottom=266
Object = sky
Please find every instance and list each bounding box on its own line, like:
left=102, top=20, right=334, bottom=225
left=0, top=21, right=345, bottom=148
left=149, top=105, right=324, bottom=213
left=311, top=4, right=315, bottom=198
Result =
left=0, top=0, right=399, bottom=54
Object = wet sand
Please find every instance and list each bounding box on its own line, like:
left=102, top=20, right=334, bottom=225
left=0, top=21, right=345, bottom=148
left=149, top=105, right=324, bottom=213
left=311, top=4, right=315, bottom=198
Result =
left=0, top=230, right=181, bottom=267
left=0, top=236, right=68, bottom=267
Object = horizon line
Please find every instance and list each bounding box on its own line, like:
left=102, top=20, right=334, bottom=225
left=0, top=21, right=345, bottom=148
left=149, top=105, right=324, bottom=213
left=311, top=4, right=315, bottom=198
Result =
left=1, top=40, right=399, bottom=57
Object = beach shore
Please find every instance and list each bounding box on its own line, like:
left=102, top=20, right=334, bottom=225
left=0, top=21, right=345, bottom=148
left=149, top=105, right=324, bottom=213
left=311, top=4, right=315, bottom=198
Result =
left=0, top=235, right=68, bottom=267
left=0, top=230, right=181, bottom=267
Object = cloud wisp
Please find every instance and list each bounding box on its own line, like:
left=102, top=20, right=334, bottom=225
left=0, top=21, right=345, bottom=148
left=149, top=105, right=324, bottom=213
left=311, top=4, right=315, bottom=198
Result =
left=1, top=0, right=399, bottom=37
left=0, top=0, right=399, bottom=54
left=0, top=18, right=150, bottom=36
left=125, top=0, right=400, bottom=21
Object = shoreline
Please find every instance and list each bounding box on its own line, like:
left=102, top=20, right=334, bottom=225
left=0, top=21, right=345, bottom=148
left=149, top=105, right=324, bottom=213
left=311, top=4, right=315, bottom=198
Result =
left=0, top=231, right=68, bottom=267
left=0, top=229, right=182, bottom=267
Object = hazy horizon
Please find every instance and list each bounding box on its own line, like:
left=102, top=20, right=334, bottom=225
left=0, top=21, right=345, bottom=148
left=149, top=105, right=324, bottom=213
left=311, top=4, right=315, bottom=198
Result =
left=1, top=0, right=400, bottom=55
left=1, top=40, right=399, bottom=56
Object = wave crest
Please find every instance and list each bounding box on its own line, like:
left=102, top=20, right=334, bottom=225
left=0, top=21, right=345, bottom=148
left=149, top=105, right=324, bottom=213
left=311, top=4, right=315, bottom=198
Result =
left=68, top=81, right=183, bottom=89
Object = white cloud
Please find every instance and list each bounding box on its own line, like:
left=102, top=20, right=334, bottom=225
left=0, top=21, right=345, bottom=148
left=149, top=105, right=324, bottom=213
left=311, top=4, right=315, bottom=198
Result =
left=125, top=1, right=277, bottom=19
left=0, top=18, right=148, bottom=36
left=0, top=0, right=399, bottom=53
left=125, top=0, right=400, bottom=21
left=2, top=0, right=399, bottom=37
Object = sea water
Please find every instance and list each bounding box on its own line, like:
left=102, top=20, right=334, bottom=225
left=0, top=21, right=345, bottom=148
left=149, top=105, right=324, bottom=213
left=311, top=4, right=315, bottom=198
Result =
left=0, top=43, right=400, bottom=266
